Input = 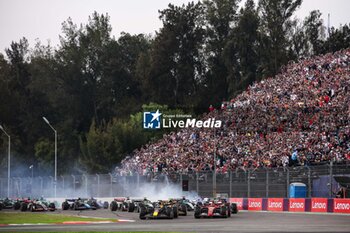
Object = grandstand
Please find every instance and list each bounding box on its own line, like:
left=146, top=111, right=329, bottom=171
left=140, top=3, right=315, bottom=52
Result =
left=120, top=49, right=350, bottom=176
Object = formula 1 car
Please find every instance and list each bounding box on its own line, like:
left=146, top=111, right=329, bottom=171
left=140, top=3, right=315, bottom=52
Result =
left=168, top=199, right=188, bottom=216
left=87, top=198, right=109, bottom=209
left=113, top=197, right=153, bottom=213
left=120, top=197, right=135, bottom=212
left=14, top=198, right=30, bottom=210
left=171, top=198, right=195, bottom=211
left=194, top=198, right=231, bottom=218
left=20, top=199, right=56, bottom=212
left=0, top=198, right=15, bottom=210
left=110, top=197, right=126, bottom=211
left=134, top=198, right=155, bottom=213
left=61, top=198, right=97, bottom=210
left=139, top=200, right=176, bottom=220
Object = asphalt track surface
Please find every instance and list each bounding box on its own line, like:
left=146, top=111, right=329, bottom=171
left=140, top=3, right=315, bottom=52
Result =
left=1, top=209, right=350, bottom=233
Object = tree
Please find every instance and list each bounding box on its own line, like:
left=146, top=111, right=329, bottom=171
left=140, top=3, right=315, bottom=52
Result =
left=149, top=2, right=206, bottom=107
left=223, top=0, right=260, bottom=95
left=258, top=0, right=302, bottom=76
left=289, top=19, right=309, bottom=58
left=322, top=24, right=350, bottom=54
left=304, top=10, right=325, bottom=55
left=203, top=0, right=240, bottom=104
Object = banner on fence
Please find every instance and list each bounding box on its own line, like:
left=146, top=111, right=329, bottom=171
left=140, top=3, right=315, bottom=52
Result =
left=311, top=198, right=328, bottom=212
left=267, top=198, right=284, bottom=211
left=289, top=198, right=305, bottom=212
left=248, top=198, right=262, bottom=211
left=333, top=199, right=350, bottom=213
left=229, top=198, right=244, bottom=210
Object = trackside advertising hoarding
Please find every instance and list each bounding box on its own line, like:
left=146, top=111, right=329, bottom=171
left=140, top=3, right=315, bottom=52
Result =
left=311, top=198, right=328, bottom=212
left=227, top=198, right=350, bottom=213
left=288, top=198, right=305, bottom=212
left=267, top=198, right=284, bottom=211
left=333, top=199, right=350, bottom=213
left=248, top=198, right=262, bottom=211
left=229, top=198, right=243, bottom=210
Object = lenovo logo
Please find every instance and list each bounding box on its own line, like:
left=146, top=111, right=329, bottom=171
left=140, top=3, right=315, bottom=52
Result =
left=334, top=203, right=350, bottom=210
left=290, top=202, right=304, bottom=209
left=312, top=202, right=326, bottom=209
left=269, top=202, right=282, bottom=208
left=249, top=202, right=261, bottom=208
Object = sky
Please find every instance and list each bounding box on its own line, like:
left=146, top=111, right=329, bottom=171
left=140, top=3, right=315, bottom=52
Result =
left=0, top=0, right=350, bottom=53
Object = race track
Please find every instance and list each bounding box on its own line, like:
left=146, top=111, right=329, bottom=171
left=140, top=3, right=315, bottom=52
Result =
left=1, top=209, right=349, bottom=233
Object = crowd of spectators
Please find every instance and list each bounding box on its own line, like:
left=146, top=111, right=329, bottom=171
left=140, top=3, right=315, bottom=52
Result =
left=117, top=49, right=350, bottom=176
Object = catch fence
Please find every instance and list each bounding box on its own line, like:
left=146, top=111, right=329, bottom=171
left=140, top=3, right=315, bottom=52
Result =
left=0, top=163, right=349, bottom=199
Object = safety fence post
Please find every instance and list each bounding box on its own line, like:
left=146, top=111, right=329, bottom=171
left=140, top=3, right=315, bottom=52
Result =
left=71, top=175, right=76, bottom=196
left=266, top=168, right=269, bottom=198
left=286, top=168, right=290, bottom=198
left=108, top=173, right=113, bottom=197
left=229, top=170, right=232, bottom=198
left=247, top=170, right=251, bottom=198
left=307, top=167, right=311, bottom=198
left=196, top=172, right=199, bottom=194
left=60, top=175, right=65, bottom=197
left=49, top=176, right=53, bottom=197
left=96, top=174, right=100, bottom=197
left=329, top=162, right=333, bottom=197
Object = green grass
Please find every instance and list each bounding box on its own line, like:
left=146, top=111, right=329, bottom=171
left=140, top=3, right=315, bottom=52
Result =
left=0, top=213, right=118, bottom=224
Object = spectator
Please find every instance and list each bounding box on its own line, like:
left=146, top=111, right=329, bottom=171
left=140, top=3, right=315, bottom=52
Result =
left=118, top=49, right=350, bottom=176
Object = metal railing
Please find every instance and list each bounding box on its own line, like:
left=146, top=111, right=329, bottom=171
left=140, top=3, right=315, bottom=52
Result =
left=0, top=163, right=349, bottom=199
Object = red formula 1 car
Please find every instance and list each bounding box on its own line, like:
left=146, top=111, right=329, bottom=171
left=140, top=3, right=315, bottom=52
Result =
left=194, top=199, right=231, bottom=218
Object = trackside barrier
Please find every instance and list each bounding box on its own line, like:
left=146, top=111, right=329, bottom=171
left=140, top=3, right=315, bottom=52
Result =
left=288, top=198, right=306, bottom=212
left=229, top=198, right=350, bottom=214
left=248, top=198, right=262, bottom=211
left=333, top=199, right=350, bottom=213
left=267, top=198, right=284, bottom=212
left=310, top=198, right=328, bottom=212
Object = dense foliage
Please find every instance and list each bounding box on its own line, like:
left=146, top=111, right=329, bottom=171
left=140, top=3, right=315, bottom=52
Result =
left=0, top=0, right=349, bottom=175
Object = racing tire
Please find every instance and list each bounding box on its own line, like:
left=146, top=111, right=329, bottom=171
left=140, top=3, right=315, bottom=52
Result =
left=103, top=201, right=109, bottom=209
left=128, top=202, right=135, bottom=212
left=91, top=201, right=98, bottom=209
left=110, top=201, right=118, bottom=211
left=181, top=204, right=187, bottom=216
left=20, top=203, right=28, bottom=212
left=231, top=203, right=238, bottom=214
left=122, top=202, right=128, bottom=211
left=173, top=206, right=178, bottom=218
left=166, top=207, right=174, bottom=219
left=139, top=206, right=147, bottom=220
left=194, top=207, right=201, bottom=219
left=49, top=203, right=56, bottom=211
left=220, top=206, right=228, bottom=218
left=14, top=202, right=21, bottom=210
left=62, top=202, right=69, bottom=210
